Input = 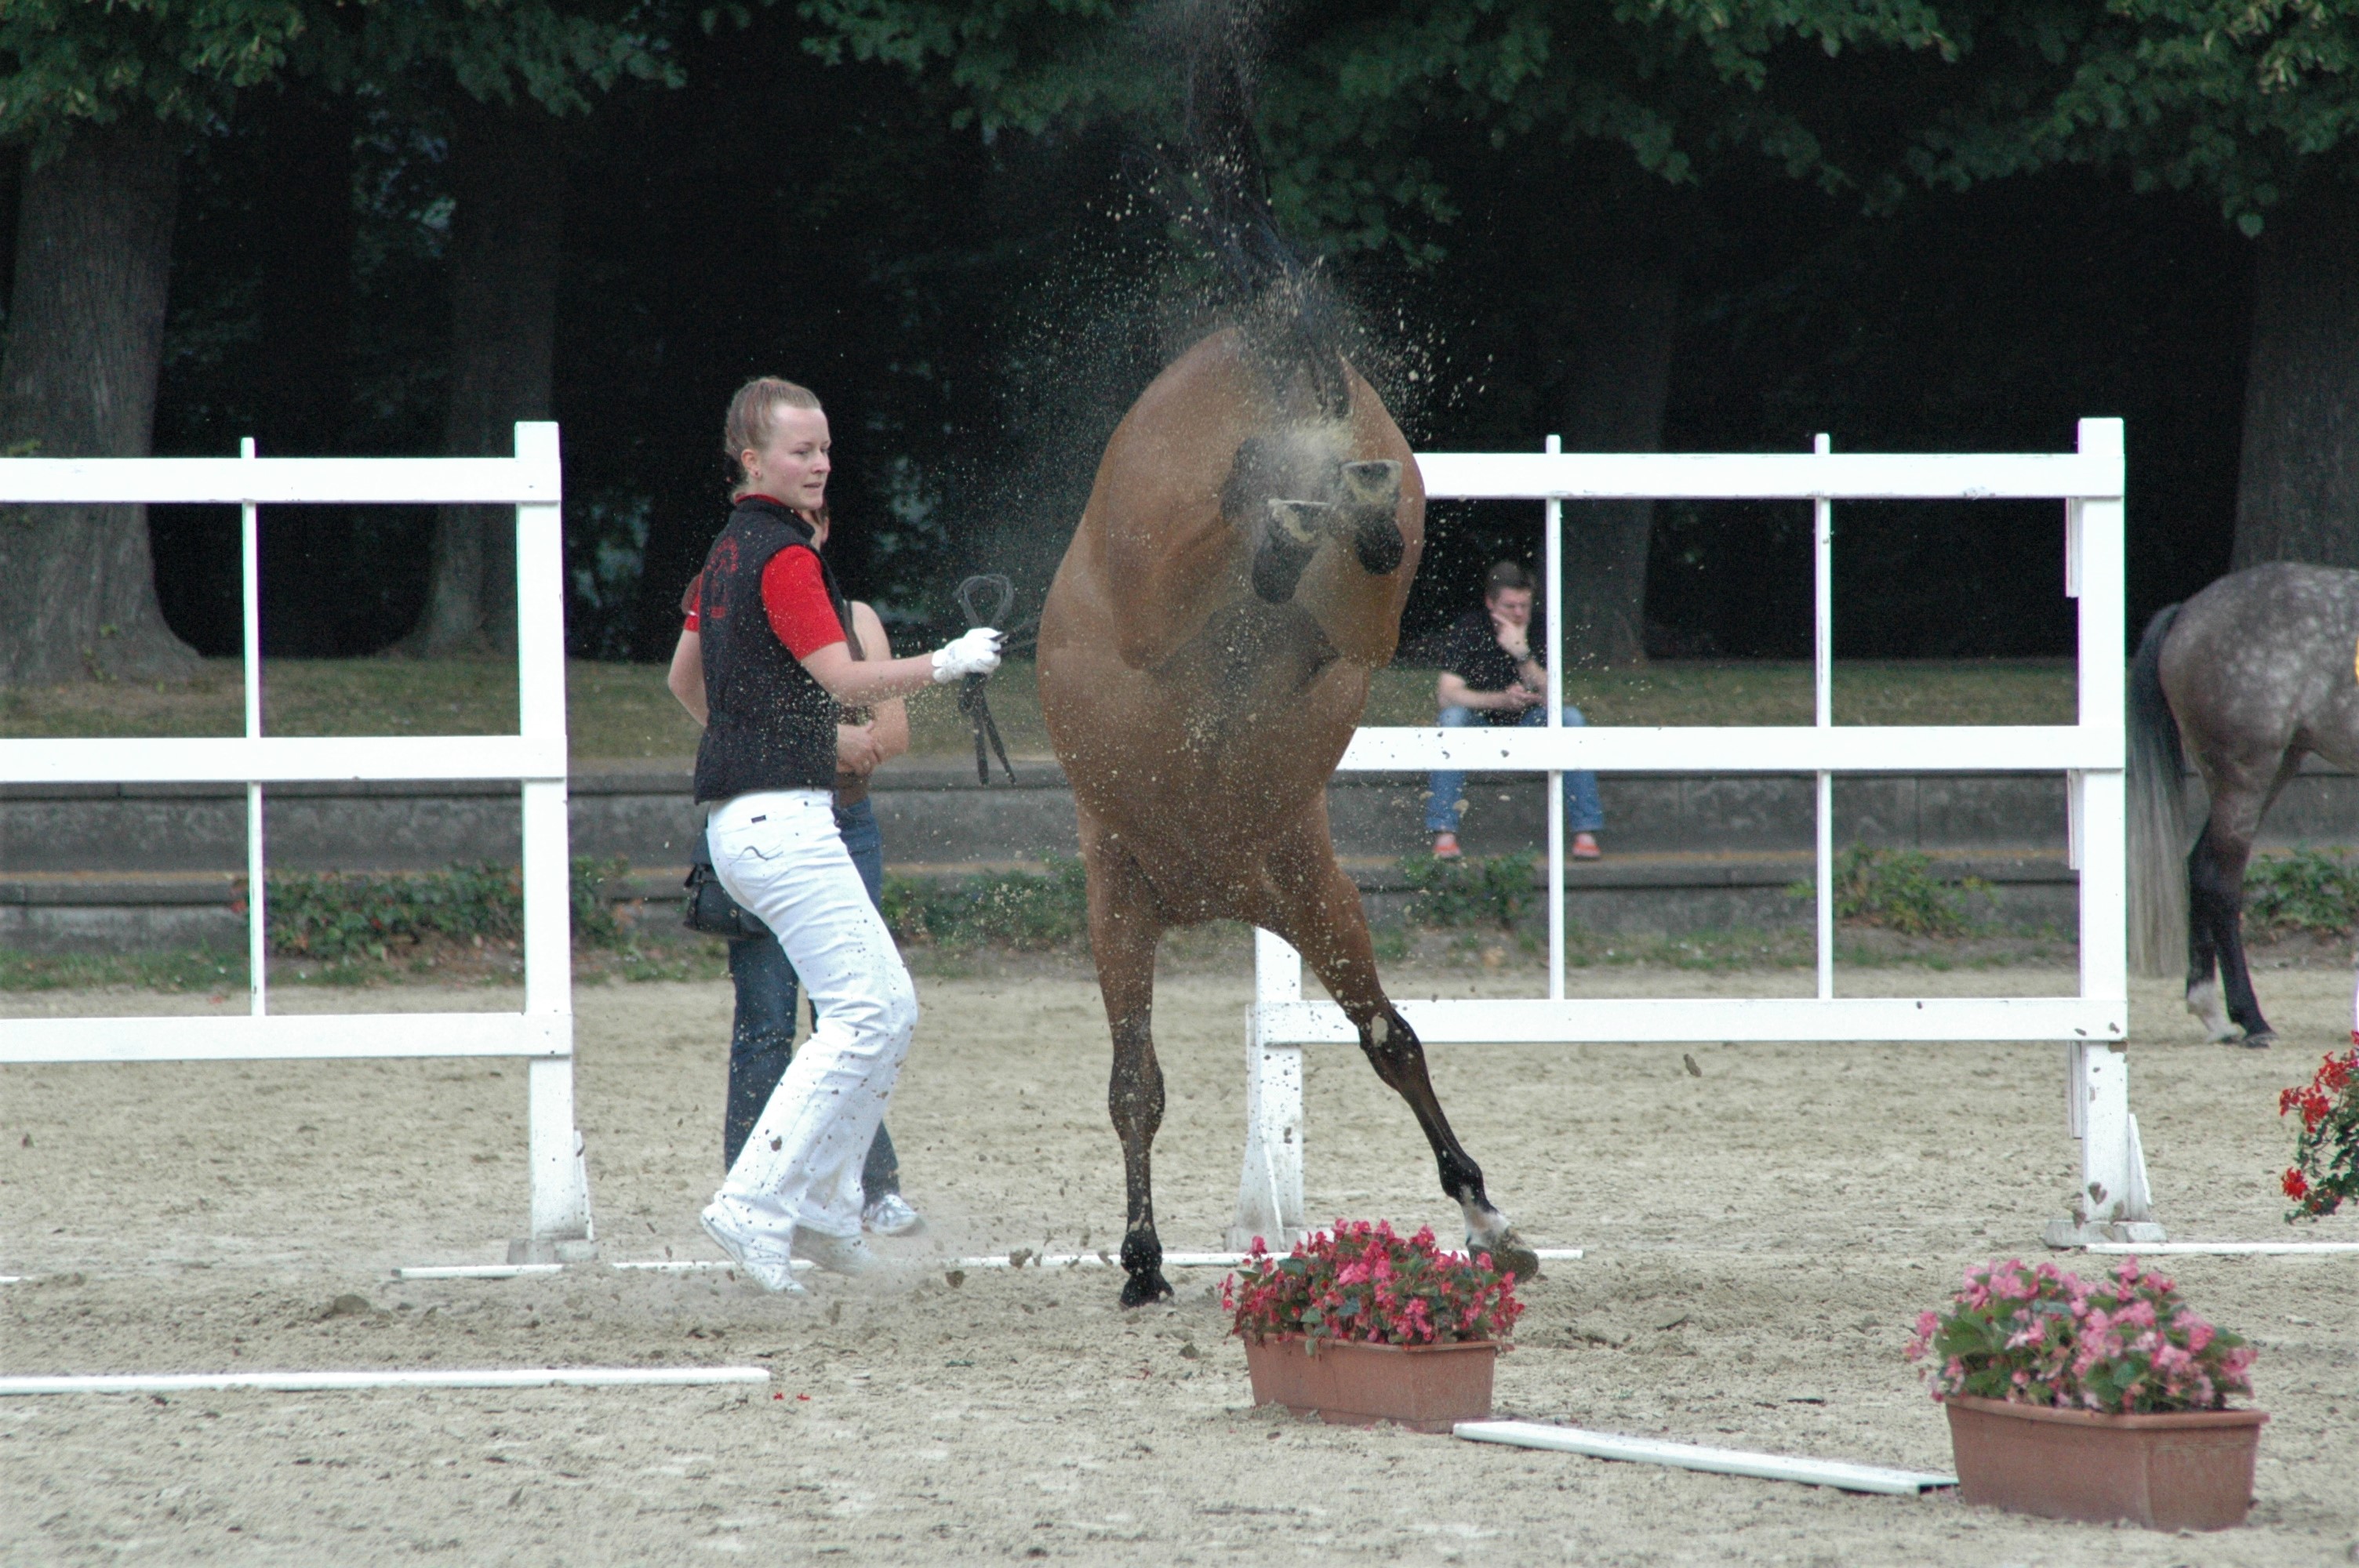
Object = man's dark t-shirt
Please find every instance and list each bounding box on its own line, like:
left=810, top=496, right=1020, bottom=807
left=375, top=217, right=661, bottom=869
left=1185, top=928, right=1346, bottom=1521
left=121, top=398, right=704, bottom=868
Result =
left=1436, top=607, right=1539, bottom=726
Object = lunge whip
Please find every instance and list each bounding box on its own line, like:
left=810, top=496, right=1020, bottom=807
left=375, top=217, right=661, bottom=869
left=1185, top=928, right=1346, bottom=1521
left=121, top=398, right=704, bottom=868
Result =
left=954, top=573, right=1019, bottom=786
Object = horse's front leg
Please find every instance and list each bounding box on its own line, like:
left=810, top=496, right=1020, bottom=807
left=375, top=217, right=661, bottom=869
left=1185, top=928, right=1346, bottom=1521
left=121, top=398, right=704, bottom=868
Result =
left=1082, top=818, right=1175, bottom=1306
left=1267, top=836, right=1541, bottom=1282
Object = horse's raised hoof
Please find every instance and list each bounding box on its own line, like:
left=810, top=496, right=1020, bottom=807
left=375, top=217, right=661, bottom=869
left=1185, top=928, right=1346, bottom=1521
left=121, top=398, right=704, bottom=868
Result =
left=1472, top=1228, right=1542, bottom=1284
left=1338, top=459, right=1401, bottom=508
left=1350, top=514, right=1405, bottom=575
left=1252, top=500, right=1328, bottom=603
left=1119, top=1269, right=1175, bottom=1308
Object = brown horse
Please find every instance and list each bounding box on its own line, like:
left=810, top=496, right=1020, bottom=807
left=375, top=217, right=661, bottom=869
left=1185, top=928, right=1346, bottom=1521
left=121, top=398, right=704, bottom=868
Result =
left=1037, top=324, right=1539, bottom=1306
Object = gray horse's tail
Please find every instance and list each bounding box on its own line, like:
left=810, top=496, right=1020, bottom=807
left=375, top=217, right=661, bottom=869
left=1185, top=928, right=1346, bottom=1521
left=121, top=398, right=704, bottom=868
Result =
left=2127, top=603, right=2189, bottom=977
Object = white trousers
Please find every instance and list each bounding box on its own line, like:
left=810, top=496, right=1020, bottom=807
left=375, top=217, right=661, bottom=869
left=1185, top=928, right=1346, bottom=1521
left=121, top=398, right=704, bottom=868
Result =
left=707, top=789, right=918, bottom=1241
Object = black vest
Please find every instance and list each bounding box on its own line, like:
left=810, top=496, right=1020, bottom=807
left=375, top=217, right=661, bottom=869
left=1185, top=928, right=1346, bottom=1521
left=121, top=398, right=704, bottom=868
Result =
left=692, top=499, right=852, bottom=802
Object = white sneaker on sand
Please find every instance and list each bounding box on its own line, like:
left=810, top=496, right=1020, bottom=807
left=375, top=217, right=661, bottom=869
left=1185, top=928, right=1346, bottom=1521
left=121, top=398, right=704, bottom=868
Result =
left=863, top=1193, right=924, bottom=1236
left=700, top=1201, right=806, bottom=1294
left=791, top=1229, right=878, bottom=1276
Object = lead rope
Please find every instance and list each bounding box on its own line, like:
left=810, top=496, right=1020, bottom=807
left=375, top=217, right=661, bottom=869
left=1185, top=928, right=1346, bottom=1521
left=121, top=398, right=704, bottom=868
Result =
left=954, top=574, right=1020, bottom=786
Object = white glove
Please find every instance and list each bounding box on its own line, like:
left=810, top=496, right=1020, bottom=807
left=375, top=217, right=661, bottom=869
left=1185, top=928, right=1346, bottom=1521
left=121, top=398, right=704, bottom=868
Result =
left=931, top=626, right=1005, bottom=683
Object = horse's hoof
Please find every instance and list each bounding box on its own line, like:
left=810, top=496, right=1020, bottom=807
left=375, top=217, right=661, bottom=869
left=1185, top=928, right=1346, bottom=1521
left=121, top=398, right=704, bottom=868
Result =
left=2240, top=1030, right=2276, bottom=1050
left=1338, top=459, right=1401, bottom=508
left=1473, top=1229, right=1542, bottom=1284
left=1350, top=514, right=1405, bottom=575
left=1252, top=509, right=1321, bottom=603
left=1119, top=1269, right=1175, bottom=1308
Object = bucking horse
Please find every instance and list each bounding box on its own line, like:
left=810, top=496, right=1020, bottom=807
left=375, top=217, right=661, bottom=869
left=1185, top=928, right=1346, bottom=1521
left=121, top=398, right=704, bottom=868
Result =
left=1035, top=13, right=1539, bottom=1307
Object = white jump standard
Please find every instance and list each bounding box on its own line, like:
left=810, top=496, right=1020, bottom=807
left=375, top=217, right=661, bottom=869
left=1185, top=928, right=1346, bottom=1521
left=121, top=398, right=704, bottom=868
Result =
left=1233, top=423, right=2153, bottom=1251
left=0, top=426, right=594, bottom=1265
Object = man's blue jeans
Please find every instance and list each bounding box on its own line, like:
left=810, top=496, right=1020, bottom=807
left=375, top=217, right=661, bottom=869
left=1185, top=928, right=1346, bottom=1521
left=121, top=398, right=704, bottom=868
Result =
left=1424, top=705, right=1606, bottom=837
left=722, top=796, right=900, bottom=1198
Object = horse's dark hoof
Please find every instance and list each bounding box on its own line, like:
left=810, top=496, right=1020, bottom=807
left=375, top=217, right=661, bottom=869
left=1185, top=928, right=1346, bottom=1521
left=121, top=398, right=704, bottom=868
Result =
left=1119, top=1269, right=1175, bottom=1308
left=1350, top=514, right=1404, bottom=575
left=1338, top=459, right=1401, bottom=507
left=2240, top=1030, right=2276, bottom=1050
left=1252, top=501, right=1325, bottom=603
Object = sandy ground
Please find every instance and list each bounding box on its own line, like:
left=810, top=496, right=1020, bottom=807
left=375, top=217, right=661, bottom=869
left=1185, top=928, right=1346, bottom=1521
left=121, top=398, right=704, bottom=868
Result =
left=4, top=962, right=2357, bottom=1566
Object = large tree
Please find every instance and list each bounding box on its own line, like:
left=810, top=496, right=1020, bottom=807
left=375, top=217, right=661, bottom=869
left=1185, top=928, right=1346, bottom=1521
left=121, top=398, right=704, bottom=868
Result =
left=294, top=2, right=680, bottom=655
left=0, top=2, right=307, bottom=684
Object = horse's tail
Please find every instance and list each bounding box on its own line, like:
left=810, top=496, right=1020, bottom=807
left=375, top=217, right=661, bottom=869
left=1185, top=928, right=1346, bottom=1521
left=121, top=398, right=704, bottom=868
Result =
left=2127, top=602, right=2190, bottom=977
left=1166, top=0, right=1350, bottom=420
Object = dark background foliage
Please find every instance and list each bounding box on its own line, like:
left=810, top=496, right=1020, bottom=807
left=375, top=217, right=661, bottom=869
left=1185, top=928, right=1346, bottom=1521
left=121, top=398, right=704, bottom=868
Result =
left=24, top=7, right=2248, bottom=666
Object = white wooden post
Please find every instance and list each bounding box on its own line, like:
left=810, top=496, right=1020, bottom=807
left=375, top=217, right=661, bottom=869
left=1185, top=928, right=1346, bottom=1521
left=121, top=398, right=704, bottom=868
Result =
left=1230, top=928, right=1307, bottom=1249
left=511, top=420, right=594, bottom=1259
left=1544, top=434, right=1565, bottom=1001
left=2045, top=418, right=2159, bottom=1244
left=239, top=438, right=267, bottom=1018
left=1812, top=434, right=1835, bottom=1001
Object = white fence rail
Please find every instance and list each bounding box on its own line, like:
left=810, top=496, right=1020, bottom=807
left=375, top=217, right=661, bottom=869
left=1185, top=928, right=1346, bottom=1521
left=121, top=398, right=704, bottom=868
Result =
left=0, top=425, right=592, bottom=1255
left=1234, top=419, right=2150, bottom=1250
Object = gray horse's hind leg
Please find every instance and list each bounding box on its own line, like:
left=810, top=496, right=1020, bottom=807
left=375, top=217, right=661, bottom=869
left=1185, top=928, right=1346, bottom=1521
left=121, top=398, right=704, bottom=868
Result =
left=2187, top=827, right=2272, bottom=1046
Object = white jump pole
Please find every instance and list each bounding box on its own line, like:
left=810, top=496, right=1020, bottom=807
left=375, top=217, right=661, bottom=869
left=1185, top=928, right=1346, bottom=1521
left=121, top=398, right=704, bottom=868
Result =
left=1545, top=434, right=1565, bottom=1001
left=1812, top=434, right=1834, bottom=1002
left=1231, top=928, right=1308, bottom=1249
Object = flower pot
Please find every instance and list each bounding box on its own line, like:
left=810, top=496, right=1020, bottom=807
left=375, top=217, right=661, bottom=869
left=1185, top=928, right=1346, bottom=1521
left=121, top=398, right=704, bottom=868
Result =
left=1242, top=1335, right=1496, bottom=1433
left=1944, top=1394, right=2268, bottom=1531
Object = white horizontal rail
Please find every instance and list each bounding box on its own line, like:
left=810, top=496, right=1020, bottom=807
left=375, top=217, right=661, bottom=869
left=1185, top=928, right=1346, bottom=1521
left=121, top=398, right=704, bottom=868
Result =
left=1336, top=724, right=2120, bottom=774
left=0, top=1367, right=767, bottom=1397
left=1453, top=1421, right=1956, bottom=1495
left=2083, top=1241, right=2359, bottom=1257
left=0, top=1013, right=569, bottom=1064
left=1415, top=450, right=2118, bottom=502
left=2, top=734, right=564, bottom=786
left=1256, top=997, right=2125, bottom=1046
left=395, top=1247, right=1593, bottom=1281
left=0, top=456, right=557, bottom=506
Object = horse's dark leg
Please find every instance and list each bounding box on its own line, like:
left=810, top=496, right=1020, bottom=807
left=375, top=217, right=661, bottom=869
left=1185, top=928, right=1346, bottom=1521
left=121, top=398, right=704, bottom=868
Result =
left=2187, top=760, right=2293, bottom=1047
left=1264, top=831, right=1541, bottom=1281
left=1081, top=821, right=1174, bottom=1306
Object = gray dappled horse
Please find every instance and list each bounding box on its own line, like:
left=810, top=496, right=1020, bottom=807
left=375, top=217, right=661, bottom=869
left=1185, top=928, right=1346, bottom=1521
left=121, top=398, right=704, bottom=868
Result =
left=2129, top=561, right=2359, bottom=1047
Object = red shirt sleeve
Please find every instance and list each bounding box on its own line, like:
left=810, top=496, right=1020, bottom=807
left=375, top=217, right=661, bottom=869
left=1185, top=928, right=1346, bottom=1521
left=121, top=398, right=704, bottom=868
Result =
left=758, top=547, right=847, bottom=659
left=680, top=570, right=703, bottom=632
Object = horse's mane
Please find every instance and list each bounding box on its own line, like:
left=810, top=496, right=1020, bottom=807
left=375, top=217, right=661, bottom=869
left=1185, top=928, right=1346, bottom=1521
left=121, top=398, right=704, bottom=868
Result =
left=1157, top=0, right=1350, bottom=423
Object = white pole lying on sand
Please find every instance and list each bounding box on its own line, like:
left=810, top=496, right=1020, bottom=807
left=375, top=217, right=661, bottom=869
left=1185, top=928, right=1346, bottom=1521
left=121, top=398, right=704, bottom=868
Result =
left=1454, top=1421, right=1955, bottom=1496
left=394, top=1247, right=1587, bottom=1282
left=2082, top=1241, right=2359, bottom=1257
left=0, top=1367, right=771, bottom=1397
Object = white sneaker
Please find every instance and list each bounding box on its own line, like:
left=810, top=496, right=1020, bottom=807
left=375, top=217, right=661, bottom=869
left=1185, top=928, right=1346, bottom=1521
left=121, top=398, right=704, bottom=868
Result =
left=700, top=1201, right=806, bottom=1294
left=791, top=1229, right=877, bottom=1276
left=863, top=1193, right=924, bottom=1236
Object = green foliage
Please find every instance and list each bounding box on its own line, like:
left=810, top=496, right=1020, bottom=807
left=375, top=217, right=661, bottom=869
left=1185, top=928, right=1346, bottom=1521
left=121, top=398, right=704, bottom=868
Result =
left=1401, top=850, right=1538, bottom=931
left=258, top=856, right=630, bottom=959
left=880, top=856, right=1090, bottom=949
left=1790, top=844, right=1989, bottom=937
left=0, top=0, right=308, bottom=149
left=2242, top=848, right=2359, bottom=936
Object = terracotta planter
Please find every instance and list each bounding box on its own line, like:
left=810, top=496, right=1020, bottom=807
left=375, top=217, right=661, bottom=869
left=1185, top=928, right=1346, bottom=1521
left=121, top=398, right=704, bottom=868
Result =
left=1242, top=1335, right=1496, bottom=1433
left=1944, top=1394, right=2267, bottom=1531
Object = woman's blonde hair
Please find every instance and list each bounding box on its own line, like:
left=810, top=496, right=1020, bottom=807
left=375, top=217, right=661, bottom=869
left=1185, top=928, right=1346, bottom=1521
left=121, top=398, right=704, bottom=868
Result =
left=723, top=376, right=823, bottom=497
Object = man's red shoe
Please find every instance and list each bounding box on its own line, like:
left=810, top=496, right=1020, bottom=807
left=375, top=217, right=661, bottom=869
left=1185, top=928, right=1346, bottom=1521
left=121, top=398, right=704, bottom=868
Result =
left=1430, top=832, right=1463, bottom=861
left=1572, top=832, right=1602, bottom=860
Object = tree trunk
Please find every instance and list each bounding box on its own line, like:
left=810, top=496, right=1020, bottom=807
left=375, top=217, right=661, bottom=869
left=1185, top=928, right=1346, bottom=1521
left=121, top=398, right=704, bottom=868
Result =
left=252, top=87, right=355, bottom=455
left=2231, top=183, right=2359, bottom=570
left=402, top=103, right=566, bottom=656
left=1557, top=241, right=1678, bottom=668
left=0, top=117, right=198, bottom=685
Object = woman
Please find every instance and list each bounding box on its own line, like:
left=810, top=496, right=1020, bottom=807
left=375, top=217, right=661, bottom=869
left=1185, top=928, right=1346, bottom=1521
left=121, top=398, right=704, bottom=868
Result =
left=678, top=376, right=998, bottom=1292
left=669, top=566, right=921, bottom=1236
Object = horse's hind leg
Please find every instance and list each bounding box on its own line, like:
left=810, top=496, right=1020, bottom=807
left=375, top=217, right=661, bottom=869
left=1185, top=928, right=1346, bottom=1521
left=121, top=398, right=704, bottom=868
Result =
left=1265, top=836, right=1541, bottom=1280
left=1081, top=820, right=1175, bottom=1306
left=2190, top=774, right=2290, bottom=1048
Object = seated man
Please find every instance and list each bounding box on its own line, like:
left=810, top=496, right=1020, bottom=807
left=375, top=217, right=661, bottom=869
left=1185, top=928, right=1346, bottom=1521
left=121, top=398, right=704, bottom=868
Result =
left=1424, top=561, right=1605, bottom=861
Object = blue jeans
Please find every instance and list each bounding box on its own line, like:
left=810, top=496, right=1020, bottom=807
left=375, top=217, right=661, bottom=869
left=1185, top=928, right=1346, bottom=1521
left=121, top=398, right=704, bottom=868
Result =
left=1424, top=705, right=1606, bottom=837
left=722, top=796, right=900, bottom=1199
